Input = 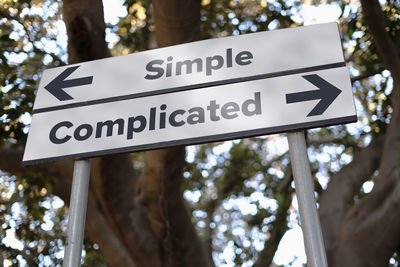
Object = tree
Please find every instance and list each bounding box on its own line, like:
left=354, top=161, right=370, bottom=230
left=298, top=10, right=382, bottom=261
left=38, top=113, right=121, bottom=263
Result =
left=0, top=0, right=399, bottom=266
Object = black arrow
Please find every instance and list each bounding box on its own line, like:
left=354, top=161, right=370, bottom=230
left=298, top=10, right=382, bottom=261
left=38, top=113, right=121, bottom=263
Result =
left=44, top=66, right=93, bottom=101
left=285, top=74, right=342, bottom=117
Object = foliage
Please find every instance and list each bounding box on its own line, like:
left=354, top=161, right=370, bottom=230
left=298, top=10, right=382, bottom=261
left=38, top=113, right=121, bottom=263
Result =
left=183, top=139, right=293, bottom=265
left=0, top=0, right=66, bottom=147
left=111, top=0, right=153, bottom=54
left=0, top=0, right=106, bottom=265
left=200, top=0, right=300, bottom=39
left=0, top=171, right=64, bottom=266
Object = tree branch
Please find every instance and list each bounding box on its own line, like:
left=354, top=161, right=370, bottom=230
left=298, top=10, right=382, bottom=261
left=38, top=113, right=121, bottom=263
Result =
left=85, top=197, right=137, bottom=267
left=202, top=150, right=289, bottom=266
left=0, top=148, right=139, bottom=267
left=323, top=2, right=400, bottom=266
left=0, top=148, right=74, bottom=181
left=0, top=196, right=24, bottom=207
left=254, top=169, right=294, bottom=267
left=307, top=135, right=358, bottom=149
left=329, top=166, right=400, bottom=267
left=350, top=68, right=385, bottom=83
left=360, top=0, right=400, bottom=79
left=0, top=244, right=36, bottom=266
left=319, top=135, right=384, bottom=250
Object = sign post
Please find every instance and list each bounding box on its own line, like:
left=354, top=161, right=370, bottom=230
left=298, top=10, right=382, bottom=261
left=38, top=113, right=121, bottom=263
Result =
left=62, top=159, right=91, bottom=267
left=287, top=131, right=328, bottom=267
left=22, top=23, right=356, bottom=266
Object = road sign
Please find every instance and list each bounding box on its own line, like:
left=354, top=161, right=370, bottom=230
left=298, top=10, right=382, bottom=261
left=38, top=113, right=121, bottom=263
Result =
left=23, top=22, right=357, bottom=165
left=23, top=64, right=356, bottom=165
left=33, top=22, right=346, bottom=112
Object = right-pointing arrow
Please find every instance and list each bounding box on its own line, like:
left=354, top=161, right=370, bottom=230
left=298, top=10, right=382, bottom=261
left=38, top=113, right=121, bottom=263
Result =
left=286, top=74, right=342, bottom=117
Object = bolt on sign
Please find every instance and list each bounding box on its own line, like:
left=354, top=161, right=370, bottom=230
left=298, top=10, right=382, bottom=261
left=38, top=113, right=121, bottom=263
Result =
left=23, top=22, right=357, bottom=166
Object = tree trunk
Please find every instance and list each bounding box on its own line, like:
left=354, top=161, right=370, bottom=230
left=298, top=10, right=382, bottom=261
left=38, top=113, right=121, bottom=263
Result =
left=319, top=1, right=400, bottom=266
left=62, top=0, right=211, bottom=266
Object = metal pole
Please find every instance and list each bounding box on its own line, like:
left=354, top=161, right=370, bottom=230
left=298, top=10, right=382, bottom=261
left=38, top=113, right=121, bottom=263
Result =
left=63, top=159, right=91, bottom=267
left=287, top=131, right=328, bottom=267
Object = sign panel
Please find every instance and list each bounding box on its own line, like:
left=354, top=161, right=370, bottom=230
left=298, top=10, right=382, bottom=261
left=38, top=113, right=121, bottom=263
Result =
left=33, top=23, right=345, bottom=112
left=23, top=66, right=356, bottom=165
left=23, top=22, right=357, bottom=165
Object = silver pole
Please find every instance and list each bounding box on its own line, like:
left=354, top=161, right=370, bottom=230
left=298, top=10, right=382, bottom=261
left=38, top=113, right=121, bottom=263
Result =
left=287, top=131, right=328, bottom=267
left=63, top=159, right=91, bottom=267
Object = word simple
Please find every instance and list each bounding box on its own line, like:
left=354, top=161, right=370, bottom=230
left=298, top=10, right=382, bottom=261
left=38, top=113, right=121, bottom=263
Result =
left=144, top=48, right=253, bottom=80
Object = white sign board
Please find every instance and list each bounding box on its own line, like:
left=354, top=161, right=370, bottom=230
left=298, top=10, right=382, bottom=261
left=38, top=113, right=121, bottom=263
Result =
left=23, top=23, right=357, bottom=165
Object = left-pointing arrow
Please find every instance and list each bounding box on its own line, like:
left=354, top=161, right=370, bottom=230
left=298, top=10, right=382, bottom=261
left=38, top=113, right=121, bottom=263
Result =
left=44, top=66, right=93, bottom=101
left=286, top=74, right=342, bottom=117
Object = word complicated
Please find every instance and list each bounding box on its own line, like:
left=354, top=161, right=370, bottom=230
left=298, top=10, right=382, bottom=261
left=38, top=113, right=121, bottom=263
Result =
left=144, top=48, right=253, bottom=80
left=49, top=92, right=262, bottom=144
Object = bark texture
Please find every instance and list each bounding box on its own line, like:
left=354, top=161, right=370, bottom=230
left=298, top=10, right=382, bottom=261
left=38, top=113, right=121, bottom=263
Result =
left=254, top=169, right=293, bottom=267
left=319, top=1, right=400, bottom=266
left=153, top=0, right=201, bottom=47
